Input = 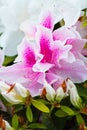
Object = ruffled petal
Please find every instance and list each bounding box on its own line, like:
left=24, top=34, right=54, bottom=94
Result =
left=51, top=60, right=87, bottom=83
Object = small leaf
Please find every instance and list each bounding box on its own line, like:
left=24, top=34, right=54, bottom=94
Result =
left=18, top=129, right=24, bottom=130
left=55, top=109, right=68, bottom=117
left=76, top=114, right=85, bottom=125
left=28, top=123, right=46, bottom=129
left=14, top=105, right=23, bottom=113
left=32, top=99, right=49, bottom=113
left=26, top=106, right=33, bottom=122
left=61, top=105, right=74, bottom=116
left=12, top=114, right=19, bottom=130
left=37, top=99, right=50, bottom=105
left=77, top=85, right=87, bottom=99
left=3, top=55, right=17, bottom=66
left=82, top=20, right=87, bottom=27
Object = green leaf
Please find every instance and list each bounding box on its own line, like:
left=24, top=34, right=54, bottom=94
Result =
left=61, top=106, right=74, bottom=116
left=82, top=19, right=87, bottom=27
left=3, top=55, right=17, bottom=66
left=32, top=99, right=49, bottom=113
left=28, top=123, right=46, bottom=129
left=76, top=114, right=85, bottom=125
left=77, top=85, right=87, bottom=99
left=26, top=106, right=33, bottom=122
left=12, top=114, right=19, bottom=130
left=42, top=113, right=65, bottom=130
left=14, top=105, right=23, bottom=113
left=18, top=128, right=24, bottom=130
left=55, top=109, right=68, bottom=117
left=37, top=99, right=50, bottom=105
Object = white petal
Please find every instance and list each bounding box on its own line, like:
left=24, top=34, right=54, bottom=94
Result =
left=14, top=83, right=29, bottom=97
left=0, top=0, right=29, bottom=31
left=0, top=49, right=4, bottom=65
left=2, top=92, right=22, bottom=104
left=44, top=81, right=55, bottom=102
left=4, top=120, right=12, bottom=130
left=78, top=0, right=87, bottom=10
left=0, top=81, right=10, bottom=92
left=56, top=87, right=65, bottom=102
left=0, top=30, right=24, bottom=56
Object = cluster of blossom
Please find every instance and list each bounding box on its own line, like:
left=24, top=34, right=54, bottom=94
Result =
left=0, top=0, right=86, bottom=115
left=0, top=80, right=82, bottom=129
left=0, top=1, right=86, bottom=129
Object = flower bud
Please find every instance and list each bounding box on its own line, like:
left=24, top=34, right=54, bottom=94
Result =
left=67, top=79, right=82, bottom=108
left=14, top=83, right=29, bottom=97
left=43, top=81, right=66, bottom=103
left=56, top=87, right=65, bottom=102
left=0, top=116, right=13, bottom=130
left=44, top=81, right=55, bottom=102
left=0, top=81, right=29, bottom=104
left=4, top=120, right=13, bottom=130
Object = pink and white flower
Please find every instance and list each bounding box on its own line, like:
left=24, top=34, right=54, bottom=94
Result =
left=0, top=12, right=87, bottom=96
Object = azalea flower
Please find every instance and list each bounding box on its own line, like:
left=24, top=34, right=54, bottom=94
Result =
left=0, top=0, right=87, bottom=56
left=0, top=12, right=87, bottom=96
left=50, top=25, right=87, bottom=83
left=0, top=81, right=29, bottom=104
left=20, top=11, right=87, bottom=84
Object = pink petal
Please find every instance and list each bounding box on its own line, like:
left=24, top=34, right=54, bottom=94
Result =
left=33, top=62, right=54, bottom=72
left=15, top=38, right=36, bottom=67
left=28, top=82, right=43, bottom=96
left=81, top=48, right=87, bottom=56
left=46, top=72, right=63, bottom=85
left=51, top=41, right=73, bottom=63
left=77, top=53, right=87, bottom=68
left=51, top=60, right=87, bottom=83
left=23, top=47, right=36, bottom=66
left=53, top=26, right=79, bottom=41
left=66, top=39, right=86, bottom=53
left=75, top=21, right=87, bottom=39
left=40, top=11, right=54, bottom=30
left=23, top=72, right=45, bottom=96
left=0, top=63, right=45, bottom=96
left=0, top=63, right=30, bottom=83
left=36, top=26, right=53, bottom=63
